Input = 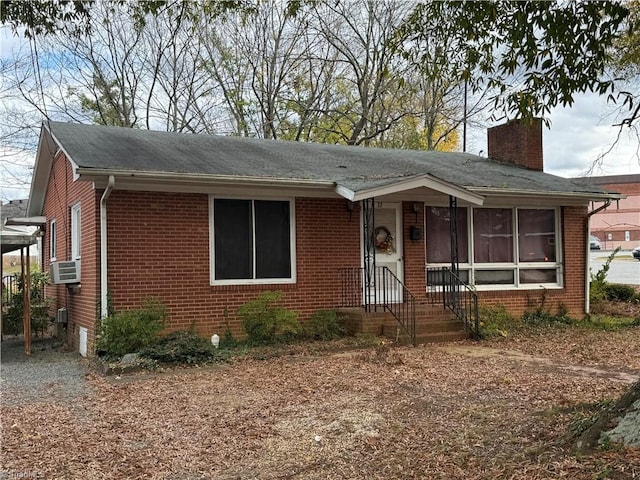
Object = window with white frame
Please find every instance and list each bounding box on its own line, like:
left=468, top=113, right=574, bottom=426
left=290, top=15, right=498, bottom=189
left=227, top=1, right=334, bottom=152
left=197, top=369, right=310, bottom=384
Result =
left=425, top=206, right=561, bottom=289
left=49, top=219, right=57, bottom=261
left=210, top=197, right=295, bottom=284
left=71, top=203, right=81, bottom=260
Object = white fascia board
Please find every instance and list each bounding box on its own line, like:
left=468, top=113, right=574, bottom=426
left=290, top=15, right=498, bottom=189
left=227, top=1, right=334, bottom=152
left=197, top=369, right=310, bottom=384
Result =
left=27, top=127, right=57, bottom=217
left=468, top=187, right=626, bottom=203
left=336, top=175, right=485, bottom=205
left=46, top=127, right=81, bottom=181
left=4, top=216, right=47, bottom=226
left=28, top=123, right=82, bottom=216
left=79, top=169, right=339, bottom=197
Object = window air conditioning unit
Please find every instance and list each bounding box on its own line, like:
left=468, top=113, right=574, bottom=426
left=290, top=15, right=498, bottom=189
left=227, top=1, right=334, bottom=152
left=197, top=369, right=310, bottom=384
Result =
left=56, top=308, right=68, bottom=324
left=50, top=260, right=81, bottom=284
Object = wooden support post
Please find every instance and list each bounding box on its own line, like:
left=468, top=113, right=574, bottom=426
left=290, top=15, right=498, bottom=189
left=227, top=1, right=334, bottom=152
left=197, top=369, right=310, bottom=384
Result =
left=23, top=247, right=31, bottom=356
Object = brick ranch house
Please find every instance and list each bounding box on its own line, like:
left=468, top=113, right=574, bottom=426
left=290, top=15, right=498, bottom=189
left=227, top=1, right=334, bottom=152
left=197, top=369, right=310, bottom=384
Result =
left=25, top=119, right=621, bottom=356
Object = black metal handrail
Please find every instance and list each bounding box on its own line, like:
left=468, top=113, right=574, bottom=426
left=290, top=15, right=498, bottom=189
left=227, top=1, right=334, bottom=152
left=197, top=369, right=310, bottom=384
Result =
left=340, top=267, right=416, bottom=346
left=2, top=274, right=18, bottom=307
left=426, top=267, right=479, bottom=338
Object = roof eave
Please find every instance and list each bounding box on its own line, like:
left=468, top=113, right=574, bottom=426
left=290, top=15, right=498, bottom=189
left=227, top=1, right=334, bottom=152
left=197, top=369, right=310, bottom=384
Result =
left=468, top=187, right=625, bottom=202
left=76, top=167, right=336, bottom=190
left=27, top=126, right=56, bottom=216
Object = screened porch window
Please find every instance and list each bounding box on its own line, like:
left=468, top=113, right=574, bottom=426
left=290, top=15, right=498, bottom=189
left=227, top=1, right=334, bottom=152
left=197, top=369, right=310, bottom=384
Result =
left=426, top=206, right=561, bottom=289
left=210, top=198, right=294, bottom=284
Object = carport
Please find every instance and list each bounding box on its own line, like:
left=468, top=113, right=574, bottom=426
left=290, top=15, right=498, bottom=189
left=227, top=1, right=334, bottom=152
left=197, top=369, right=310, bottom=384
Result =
left=1, top=219, right=45, bottom=355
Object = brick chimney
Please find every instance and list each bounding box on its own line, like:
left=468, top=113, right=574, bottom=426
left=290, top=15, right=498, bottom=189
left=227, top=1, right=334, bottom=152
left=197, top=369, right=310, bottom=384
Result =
left=487, top=118, right=543, bottom=171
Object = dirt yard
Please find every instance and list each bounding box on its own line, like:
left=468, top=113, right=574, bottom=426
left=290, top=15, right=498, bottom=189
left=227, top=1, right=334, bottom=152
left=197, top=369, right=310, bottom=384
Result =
left=2, top=326, right=640, bottom=480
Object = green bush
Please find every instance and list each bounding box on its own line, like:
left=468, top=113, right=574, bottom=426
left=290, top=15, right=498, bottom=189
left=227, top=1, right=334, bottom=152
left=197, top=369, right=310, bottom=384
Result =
left=589, top=248, right=620, bottom=304
left=522, top=302, right=572, bottom=326
left=96, top=298, right=167, bottom=357
left=307, top=310, right=347, bottom=340
left=585, top=314, right=640, bottom=330
left=604, top=283, right=636, bottom=302
left=140, top=330, right=229, bottom=364
left=2, top=271, right=55, bottom=336
left=238, top=291, right=301, bottom=345
left=478, top=304, right=517, bottom=338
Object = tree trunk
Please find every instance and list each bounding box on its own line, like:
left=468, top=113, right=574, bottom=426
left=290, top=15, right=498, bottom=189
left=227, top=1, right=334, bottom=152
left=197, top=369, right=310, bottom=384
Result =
left=574, top=379, right=640, bottom=453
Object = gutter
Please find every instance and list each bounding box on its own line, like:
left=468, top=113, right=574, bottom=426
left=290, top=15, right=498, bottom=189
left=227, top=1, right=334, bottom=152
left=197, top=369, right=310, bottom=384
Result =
left=468, top=186, right=625, bottom=202
left=100, top=175, right=115, bottom=319
left=585, top=199, right=611, bottom=314
left=75, top=168, right=335, bottom=188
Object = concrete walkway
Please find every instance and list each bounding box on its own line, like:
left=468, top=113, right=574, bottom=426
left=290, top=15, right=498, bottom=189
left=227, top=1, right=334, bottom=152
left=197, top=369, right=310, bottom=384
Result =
left=435, top=344, right=640, bottom=384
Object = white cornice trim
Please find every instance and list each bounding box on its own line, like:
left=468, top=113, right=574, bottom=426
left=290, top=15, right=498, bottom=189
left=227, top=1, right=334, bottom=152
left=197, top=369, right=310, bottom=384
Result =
left=468, top=186, right=625, bottom=202
left=336, top=174, right=485, bottom=205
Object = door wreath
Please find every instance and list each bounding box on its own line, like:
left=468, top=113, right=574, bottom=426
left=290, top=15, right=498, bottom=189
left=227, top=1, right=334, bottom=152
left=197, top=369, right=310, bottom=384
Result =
left=374, top=226, right=395, bottom=254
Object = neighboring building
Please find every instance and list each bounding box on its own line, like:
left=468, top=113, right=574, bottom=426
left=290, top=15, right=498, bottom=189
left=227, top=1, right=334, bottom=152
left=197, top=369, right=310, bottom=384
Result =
left=26, top=119, right=621, bottom=356
left=577, top=175, right=640, bottom=250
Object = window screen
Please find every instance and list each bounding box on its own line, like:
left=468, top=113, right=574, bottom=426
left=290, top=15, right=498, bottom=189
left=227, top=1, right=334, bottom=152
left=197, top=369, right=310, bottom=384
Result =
left=213, top=199, right=291, bottom=281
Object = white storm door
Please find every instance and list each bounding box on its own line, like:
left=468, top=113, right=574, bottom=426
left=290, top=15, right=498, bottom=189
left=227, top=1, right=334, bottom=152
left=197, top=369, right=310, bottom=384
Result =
left=369, top=202, right=403, bottom=304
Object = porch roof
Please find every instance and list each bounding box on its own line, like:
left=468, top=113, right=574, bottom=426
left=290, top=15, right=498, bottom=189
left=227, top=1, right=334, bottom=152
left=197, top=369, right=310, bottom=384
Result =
left=1, top=225, right=38, bottom=255
left=29, top=121, right=621, bottom=215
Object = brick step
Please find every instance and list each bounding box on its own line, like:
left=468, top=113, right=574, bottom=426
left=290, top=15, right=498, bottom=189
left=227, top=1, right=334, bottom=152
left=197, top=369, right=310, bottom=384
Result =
left=399, top=330, right=471, bottom=346
left=338, top=306, right=470, bottom=344
left=382, top=318, right=465, bottom=336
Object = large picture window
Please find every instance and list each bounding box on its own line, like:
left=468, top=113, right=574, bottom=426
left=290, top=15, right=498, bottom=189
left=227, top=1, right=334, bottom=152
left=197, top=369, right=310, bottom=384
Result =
left=426, top=206, right=561, bottom=289
left=211, top=198, right=294, bottom=284
left=425, top=207, right=468, bottom=263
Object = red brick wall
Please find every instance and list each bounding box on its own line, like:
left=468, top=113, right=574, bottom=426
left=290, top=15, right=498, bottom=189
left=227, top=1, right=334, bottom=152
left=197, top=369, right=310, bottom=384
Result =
left=477, top=206, right=588, bottom=317
left=487, top=118, right=543, bottom=171
left=39, top=158, right=590, bottom=353
left=42, top=152, right=100, bottom=353
left=402, top=201, right=426, bottom=294
left=105, top=193, right=362, bottom=339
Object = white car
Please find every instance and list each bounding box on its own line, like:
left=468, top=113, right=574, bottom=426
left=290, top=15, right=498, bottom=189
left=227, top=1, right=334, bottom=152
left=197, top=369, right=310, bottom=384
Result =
left=589, top=235, right=601, bottom=250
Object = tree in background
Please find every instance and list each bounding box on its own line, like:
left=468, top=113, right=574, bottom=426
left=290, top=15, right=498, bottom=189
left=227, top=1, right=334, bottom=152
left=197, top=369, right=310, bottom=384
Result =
left=1, top=0, right=636, bottom=201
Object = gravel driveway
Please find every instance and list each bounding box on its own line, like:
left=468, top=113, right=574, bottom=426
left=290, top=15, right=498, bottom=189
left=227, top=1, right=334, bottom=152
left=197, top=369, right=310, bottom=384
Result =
left=0, top=336, right=91, bottom=407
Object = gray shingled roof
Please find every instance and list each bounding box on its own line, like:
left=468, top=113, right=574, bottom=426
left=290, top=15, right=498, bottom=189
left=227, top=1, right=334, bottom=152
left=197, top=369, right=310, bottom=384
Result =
left=46, top=121, right=612, bottom=196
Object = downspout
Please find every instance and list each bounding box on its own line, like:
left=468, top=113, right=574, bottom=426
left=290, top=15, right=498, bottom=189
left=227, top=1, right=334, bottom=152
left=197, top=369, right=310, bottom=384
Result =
left=100, top=176, right=115, bottom=319
left=585, top=199, right=611, bottom=314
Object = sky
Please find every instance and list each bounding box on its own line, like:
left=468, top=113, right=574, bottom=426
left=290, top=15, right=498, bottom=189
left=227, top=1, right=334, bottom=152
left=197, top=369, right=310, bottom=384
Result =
left=1, top=26, right=640, bottom=203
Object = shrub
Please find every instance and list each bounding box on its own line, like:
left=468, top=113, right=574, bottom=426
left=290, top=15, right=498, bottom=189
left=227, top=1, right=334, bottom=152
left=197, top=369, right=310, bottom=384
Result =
left=97, top=298, right=167, bottom=357
left=521, top=301, right=572, bottom=326
left=307, top=310, right=347, bottom=340
left=604, top=283, right=636, bottom=302
left=478, top=304, right=517, bottom=338
left=238, top=291, right=301, bottom=345
left=140, top=330, right=229, bottom=364
left=2, top=271, right=55, bottom=336
left=590, top=247, right=621, bottom=304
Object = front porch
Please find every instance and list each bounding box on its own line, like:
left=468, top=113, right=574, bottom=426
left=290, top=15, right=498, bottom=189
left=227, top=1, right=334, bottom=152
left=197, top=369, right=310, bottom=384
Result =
left=338, top=263, right=479, bottom=346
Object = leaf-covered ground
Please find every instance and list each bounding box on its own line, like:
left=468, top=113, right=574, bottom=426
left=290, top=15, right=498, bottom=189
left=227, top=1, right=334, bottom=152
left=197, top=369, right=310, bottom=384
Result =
left=2, top=327, right=640, bottom=480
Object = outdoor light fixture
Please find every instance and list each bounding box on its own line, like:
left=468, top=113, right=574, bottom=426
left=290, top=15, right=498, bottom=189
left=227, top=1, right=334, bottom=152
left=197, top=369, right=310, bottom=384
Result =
left=211, top=334, right=220, bottom=348
left=346, top=200, right=355, bottom=221
left=412, top=202, right=420, bottom=222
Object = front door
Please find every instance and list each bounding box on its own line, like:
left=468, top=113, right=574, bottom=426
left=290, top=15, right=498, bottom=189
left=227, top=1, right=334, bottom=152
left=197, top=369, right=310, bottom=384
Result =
left=367, top=202, right=403, bottom=304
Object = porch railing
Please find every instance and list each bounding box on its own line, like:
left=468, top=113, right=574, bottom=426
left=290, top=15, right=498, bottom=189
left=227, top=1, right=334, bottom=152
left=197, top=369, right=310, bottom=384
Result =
left=339, top=266, right=416, bottom=346
left=426, top=267, right=480, bottom=338
left=2, top=274, right=19, bottom=308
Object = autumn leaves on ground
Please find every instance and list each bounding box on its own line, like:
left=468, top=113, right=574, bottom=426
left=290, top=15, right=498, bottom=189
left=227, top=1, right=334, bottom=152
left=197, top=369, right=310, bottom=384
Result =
left=3, top=326, right=640, bottom=480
